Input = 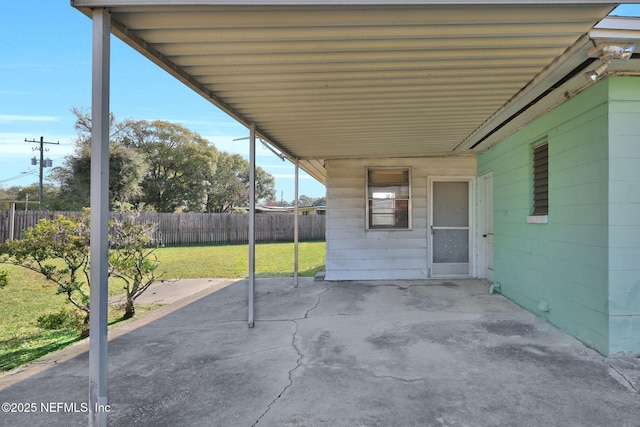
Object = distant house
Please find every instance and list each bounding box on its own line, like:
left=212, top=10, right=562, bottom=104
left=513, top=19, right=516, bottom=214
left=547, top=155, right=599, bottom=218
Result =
left=76, top=2, right=640, bottom=356
left=257, top=206, right=322, bottom=215
left=232, top=206, right=324, bottom=215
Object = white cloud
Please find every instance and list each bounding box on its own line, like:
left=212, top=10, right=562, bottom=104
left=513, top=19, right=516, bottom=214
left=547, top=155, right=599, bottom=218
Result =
left=262, top=164, right=294, bottom=171
left=271, top=173, right=316, bottom=180
left=0, top=114, right=60, bottom=124
left=0, top=63, right=63, bottom=71
left=0, top=90, right=30, bottom=96
left=0, top=132, right=75, bottom=157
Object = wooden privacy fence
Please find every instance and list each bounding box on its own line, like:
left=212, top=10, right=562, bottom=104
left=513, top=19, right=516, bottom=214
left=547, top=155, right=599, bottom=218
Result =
left=0, top=211, right=325, bottom=245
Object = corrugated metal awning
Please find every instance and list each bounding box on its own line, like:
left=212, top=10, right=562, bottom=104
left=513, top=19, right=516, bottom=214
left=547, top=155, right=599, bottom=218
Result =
left=72, top=1, right=627, bottom=183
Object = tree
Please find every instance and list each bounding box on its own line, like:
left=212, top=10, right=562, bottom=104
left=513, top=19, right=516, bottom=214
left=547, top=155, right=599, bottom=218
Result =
left=0, top=184, right=61, bottom=210
left=0, top=212, right=162, bottom=335
left=291, top=195, right=326, bottom=207
left=297, top=195, right=315, bottom=207
left=120, top=120, right=218, bottom=212
left=52, top=109, right=147, bottom=210
left=0, top=213, right=92, bottom=336
left=108, top=217, right=161, bottom=319
left=252, top=166, right=277, bottom=206
left=54, top=109, right=275, bottom=213
left=205, top=152, right=276, bottom=213
left=205, top=152, right=246, bottom=213
left=52, top=145, right=147, bottom=211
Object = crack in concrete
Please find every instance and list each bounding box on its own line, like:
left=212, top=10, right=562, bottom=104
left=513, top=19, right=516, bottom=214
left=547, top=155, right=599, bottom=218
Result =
left=251, top=280, right=427, bottom=416
left=212, top=345, right=294, bottom=363
left=301, top=358, right=428, bottom=384
left=253, top=319, right=303, bottom=426
left=257, top=283, right=335, bottom=323
left=304, top=283, right=334, bottom=318
left=607, top=363, right=638, bottom=393
left=253, top=284, right=331, bottom=425
left=352, top=366, right=427, bottom=384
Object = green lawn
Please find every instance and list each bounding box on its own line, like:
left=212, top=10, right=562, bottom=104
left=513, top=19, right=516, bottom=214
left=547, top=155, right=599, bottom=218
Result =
left=0, top=241, right=325, bottom=373
left=0, top=266, right=76, bottom=372
left=155, top=241, right=326, bottom=279
left=0, top=264, right=165, bottom=372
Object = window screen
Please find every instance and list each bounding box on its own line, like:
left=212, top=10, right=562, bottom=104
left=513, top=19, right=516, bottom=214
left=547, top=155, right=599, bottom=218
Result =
left=367, top=168, right=410, bottom=229
left=532, top=143, right=549, bottom=215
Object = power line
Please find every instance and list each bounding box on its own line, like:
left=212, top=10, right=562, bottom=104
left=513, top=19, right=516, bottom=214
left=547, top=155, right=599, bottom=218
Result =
left=0, top=171, right=37, bottom=185
left=25, top=136, right=59, bottom=203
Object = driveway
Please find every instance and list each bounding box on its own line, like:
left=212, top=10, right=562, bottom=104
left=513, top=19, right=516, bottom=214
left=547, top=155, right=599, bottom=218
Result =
left=1, top=278, right=638, bottom=426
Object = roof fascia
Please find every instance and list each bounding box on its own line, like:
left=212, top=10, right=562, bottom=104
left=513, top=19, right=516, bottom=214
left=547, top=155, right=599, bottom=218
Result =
left=454, top=33, right=596, bottom=152
left=592, top=16, right=640, bottom=44
left=71, top=1, right=637, bottom=6
left=466, top=16, right=640, bottom=152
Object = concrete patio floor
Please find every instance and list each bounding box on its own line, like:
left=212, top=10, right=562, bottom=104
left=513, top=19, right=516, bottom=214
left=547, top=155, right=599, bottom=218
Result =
left=1, top=278, right=639, bottom=426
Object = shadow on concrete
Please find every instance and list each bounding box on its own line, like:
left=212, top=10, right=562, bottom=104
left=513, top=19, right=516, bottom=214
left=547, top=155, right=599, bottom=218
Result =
left=0, top=278, right=638, bottom=426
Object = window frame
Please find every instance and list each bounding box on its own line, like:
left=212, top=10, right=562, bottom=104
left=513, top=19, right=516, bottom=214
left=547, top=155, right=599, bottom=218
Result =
left=529, top=141, right=549, bottom=223
left=366, top=167, right=412, bottom=231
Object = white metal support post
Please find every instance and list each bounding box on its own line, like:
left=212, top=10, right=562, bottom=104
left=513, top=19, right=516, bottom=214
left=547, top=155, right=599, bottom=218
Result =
left=89, top=8, right=111, bottom=427
left=294, top=158, right=299, bottom=287
left=248, top=123, right=256, bottom=328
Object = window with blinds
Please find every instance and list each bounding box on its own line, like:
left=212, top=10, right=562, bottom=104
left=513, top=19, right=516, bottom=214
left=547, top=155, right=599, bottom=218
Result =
left=532, top=142, right=549, bottom=215
left=367, top=168, right=411, bottom=230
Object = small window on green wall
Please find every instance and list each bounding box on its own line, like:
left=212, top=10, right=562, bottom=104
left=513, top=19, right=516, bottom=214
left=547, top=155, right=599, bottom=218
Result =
left=532, top=142, right=549, bottom=215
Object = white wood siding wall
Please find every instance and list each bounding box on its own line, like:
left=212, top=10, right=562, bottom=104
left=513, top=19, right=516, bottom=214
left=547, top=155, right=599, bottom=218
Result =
left=325, top=157, right=477, bottom=281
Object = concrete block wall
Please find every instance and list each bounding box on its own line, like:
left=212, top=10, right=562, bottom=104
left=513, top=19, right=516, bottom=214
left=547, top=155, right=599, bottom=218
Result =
left=478, top=81, right=613, bottom=354
left=607, top=77, right=640, bottom=354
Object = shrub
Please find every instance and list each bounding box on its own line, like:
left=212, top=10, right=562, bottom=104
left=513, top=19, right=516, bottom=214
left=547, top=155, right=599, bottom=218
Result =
left=1, top=212, right=161, bottom=334
left=0, top=270, right=7, bottom=289
left=36, top=308, right=84, bottom=331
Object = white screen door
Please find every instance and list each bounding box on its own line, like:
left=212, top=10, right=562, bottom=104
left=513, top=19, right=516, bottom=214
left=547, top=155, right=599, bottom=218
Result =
left=430, top=180, right=471, bottom=277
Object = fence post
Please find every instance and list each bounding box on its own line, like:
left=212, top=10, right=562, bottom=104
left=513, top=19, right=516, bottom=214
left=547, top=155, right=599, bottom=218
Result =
left=8, top=202, right=16, bottom=240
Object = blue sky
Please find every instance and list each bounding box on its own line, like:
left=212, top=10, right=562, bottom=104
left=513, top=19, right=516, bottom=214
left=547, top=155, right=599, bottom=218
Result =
left=2, top=2, right=639, bottom=201
left=0, top=1, right=325, bottom=202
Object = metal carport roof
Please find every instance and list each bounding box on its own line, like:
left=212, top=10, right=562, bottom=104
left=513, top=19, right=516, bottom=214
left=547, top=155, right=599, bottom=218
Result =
left=71, top=1, right=636, bottom=183
left=69, top=3, right=640, bottom=426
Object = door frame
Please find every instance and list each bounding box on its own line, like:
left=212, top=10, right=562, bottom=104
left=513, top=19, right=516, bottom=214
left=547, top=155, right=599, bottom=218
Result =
left=475, top=173, right=494, bottom=280
left=427, top=176, right=475, bottom=278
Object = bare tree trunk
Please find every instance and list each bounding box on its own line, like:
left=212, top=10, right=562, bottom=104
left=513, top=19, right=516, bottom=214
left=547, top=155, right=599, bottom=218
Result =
left=123, top=298, right=135, bottom=320
left=80, top=313, right=90, bottom=339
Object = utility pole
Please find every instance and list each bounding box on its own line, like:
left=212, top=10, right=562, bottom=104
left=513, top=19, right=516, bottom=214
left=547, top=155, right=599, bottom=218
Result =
left=25, top=136, right=59, bottom=203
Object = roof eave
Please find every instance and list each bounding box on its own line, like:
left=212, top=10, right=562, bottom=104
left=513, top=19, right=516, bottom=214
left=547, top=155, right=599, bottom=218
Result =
left=71, top=1, right=637, bottom=184
left=466, top=17, right=640, bottom=153
left=71, top=0, right=639, bottom=6
left=455, top=34, right=596, bottom=152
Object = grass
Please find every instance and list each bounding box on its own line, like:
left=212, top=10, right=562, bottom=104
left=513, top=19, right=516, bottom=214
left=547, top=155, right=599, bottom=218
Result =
left=155, top=241, right=326, bottom=279
left=0, top=266, right=73, bottom=372
left=0, top=241, right=325, bottom=373
left=0, top=264, right=167, bottom=372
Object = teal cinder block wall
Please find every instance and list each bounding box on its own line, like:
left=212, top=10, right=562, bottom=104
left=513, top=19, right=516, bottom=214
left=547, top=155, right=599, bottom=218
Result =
left=608, top=78, right=640, bottom=354
left=478, top=77, right=640, bottom=355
